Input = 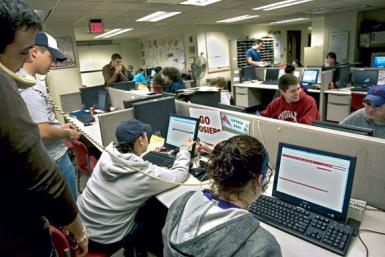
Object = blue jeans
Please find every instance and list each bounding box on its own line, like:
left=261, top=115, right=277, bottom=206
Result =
left=56, top=152, right=77, bottom=199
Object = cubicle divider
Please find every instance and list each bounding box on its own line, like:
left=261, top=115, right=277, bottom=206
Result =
left=60, top=91, right=82, bottom=113
left=175, top=100, right=385, bottom=210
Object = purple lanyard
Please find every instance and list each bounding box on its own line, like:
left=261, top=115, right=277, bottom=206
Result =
left=203, top=189, right=242, bottom=209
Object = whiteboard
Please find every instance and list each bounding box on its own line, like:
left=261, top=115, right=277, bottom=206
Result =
left=328, top=31, right=349, bottom=63
left=77, top=44, right=120, bottom=72
left=205, top=32, right=230, bottom=73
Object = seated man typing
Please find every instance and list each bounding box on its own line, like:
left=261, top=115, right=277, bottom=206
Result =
left=260, top=74, right=320, bottom=125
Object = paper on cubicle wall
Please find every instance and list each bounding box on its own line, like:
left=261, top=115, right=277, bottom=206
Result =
left=221, top=114, right=250, bottom=134
left=378, top=70, right=385, bottom=85
left=189, top=108, right=223, bottom=145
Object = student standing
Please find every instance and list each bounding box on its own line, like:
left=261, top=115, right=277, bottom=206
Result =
left=245, top=39, right=269, bottom=67
left=0, top=0, right=88, bottom=256
left=18, top=31, right=80, bottom=199
left=261, top=74, right=319, bottom=125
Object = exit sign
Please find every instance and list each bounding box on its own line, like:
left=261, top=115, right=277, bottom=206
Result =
left=89, top=19, right=104, bottom=33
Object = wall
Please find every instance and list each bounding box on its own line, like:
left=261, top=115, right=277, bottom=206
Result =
left=362, top=8, right=385, bottom=22
left=116, top=38, right=141, bottom=71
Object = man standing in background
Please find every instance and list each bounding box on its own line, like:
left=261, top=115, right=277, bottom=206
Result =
left=245, top=39, right=269, bottom=67
left=102, top=53, right=128, bottom=87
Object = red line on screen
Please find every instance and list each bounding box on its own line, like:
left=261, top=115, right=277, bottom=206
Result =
left=317, top=167, right=332, bottom=172
left=279, top=176, right=329, bottom=193
left=282, top=153, right=346, bottom=171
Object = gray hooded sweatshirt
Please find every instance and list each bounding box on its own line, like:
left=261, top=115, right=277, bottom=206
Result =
left=163, top=191, right=282, bottom=257
left=77, top=143, right=190, bottom=244
left=340, top=108, right=385, bottom=139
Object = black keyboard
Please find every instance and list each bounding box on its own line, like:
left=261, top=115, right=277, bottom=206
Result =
left=142, top=151, right=175, bottom=168
left=249, top=195, right=353, bottom=256
left=262, top=80, right=277, bottom=85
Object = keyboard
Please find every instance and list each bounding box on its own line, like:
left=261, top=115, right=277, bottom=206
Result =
left=262, top=80, right=277, bottom=85
left=142, top=151, right=175, bottom=168
left=249, top=195, right=353, bottom=256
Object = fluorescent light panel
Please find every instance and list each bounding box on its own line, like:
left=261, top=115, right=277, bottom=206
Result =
left=216, top=15, right=260, bottom=23
left=253, top=0, right=313, bottom=11
left=103, top=28, right=133, bottom=38
left=136, top=11, right=181, bottom=22
left=270, top=18, right=310, bottom=24
left=94, top=28, right=133, bottom=39
left=179, top=0, right=222, bottom=6
left=94, top=28, right=121, bottom=39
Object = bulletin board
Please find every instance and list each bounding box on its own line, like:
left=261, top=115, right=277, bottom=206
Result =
left=205, top=32, right=230, bottom=73
left=328, top=31, right=349, bottom=63
left=142, top=37, right=185, bottom=71
left=52, top=37, right=77, bottom=69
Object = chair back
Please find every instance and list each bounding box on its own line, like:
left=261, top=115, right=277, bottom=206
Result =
left=71, top=140, right=93, bottom=176
left=49, top=225, right=71, bottom=257
left=152, top=84, right=163, bottom=94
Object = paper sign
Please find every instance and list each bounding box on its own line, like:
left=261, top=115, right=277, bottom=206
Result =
left=189, top=108, right=222, bottom=145
left=221, top=114, right=250, bottom=134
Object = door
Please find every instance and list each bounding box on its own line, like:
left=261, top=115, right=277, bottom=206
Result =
left=287, top=30, right=302, bottom=64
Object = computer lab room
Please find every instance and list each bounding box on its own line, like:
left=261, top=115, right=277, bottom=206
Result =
left=13, top=0, right=385, bottom=257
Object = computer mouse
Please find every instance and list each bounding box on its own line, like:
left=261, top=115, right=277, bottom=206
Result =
left=190, top=167, right=206, bottom=179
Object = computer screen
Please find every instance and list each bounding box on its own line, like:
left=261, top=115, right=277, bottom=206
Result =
left=112, top=81, right=136, bottom=91
left=371, top=52, right=385, bottom=68
left=301, top=69, right=319, bottom=85
left=107, top=87, right=142, bottom=110
left=97, top=90, right=108, bottom=111
left=312, top=120, right=373, bottom=136
left=133, top=96, right=176, bottom=137
left=352, top=69, right=379, bottom=87
left=189, top=91, right=221, bottom=108
left=334, top=64, right=351, bottom=88
left=80, top=85, right=106, bottom=109
left=273, top=143, right=356, bottom=221
left=145, top=68, right=155, bottom=79
left=164, top=114, right=199, bottom=154
left=265, top=68, right=280, bottom=82
left=241, top=66, right=257, bottom=82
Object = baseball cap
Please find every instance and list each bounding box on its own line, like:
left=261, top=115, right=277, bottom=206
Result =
left=364, top=85, right=385, bottom=106
left=115, top=119, right=152, bottom=144
left=34, top=32, right=67, bottom=62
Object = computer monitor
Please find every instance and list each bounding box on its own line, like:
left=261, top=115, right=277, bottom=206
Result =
left=145, top=68, right=155, bottom=79
left=97, top=90, right=108, bottom=111
left=189, top=91, right=221, bottom=108
left=218, top=103, right=246, bottom=113
left=133, top=96, right=176, bottom=137
left=112, top=81, right=136, bottom=91
left=265, top=68, right=280, bottom=83
left=107, top=87, right=143, bottom=110
left=80, top=85, right=106, bottom=109
left=371, top=52, right=385, bottom=68
left=123, top=94, right=163, bottom=109
left=273, top=142, right=356, bottom=221
left=352, top=69, right=379, bottom=87
left=334, top=64, right=351, bottom=88
left=164, top=114, right=199, bottom=154
left=301, top=69, right=319, bottom=85
left=312, top=120, right=373, bottom=136
left=241, top=66, right=257, bottom=82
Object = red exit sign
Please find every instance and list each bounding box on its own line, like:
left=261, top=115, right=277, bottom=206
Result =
left=89, top=19, right=104, bottom=33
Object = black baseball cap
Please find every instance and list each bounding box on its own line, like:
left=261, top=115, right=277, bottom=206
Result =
left=115, top=119, right=152, bottom=143
left=34, top=31, right=67, bottom=62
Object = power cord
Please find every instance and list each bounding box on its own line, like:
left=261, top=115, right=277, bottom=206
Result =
left=358, top=229, right=385, bottom=257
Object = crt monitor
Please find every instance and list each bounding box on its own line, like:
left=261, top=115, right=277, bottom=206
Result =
left=352, top=69, right=379, bottom=87
left=312, top=120, right=373, bottom=136
left=164, top=114, right=199, bottom=155
left=371, top=52, right=385, bottom=68
left=97, top=90, right=108, bottom=111
left=333, top=64, right=351, bottom=88
left=133, top=96, right=176, bottom=137
left=189, top=91, right=221, bottom=108
left=80, top=85, right=106, bottom=109
left=112, top=81, right=136, bottom=91
left=123, top=94, right=163, bottom=109
left=301, top=69, right=319, bottom=85
left=264, top=68, right=280, bottom=82
left=241, top=66, right=257, bottom=82
left=273, top=142, right=356, bottom=221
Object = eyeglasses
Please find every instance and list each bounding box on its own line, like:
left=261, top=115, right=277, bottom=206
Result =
left=262, top=167, right=273, bottom=192
left=363, top=100, right=383, bottom=109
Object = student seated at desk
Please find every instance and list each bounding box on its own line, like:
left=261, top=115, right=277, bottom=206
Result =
left=162, top=67, right=186, bottom=93
left=260, top=74, right=319, bottom=125
left=210, top=77, right=232, bottom=105
left=340, top=85, right=385, bottom=139
left=163, top=135, right=282, bottom=257
left=77, top=119, right=194, bottom=256
left=133, top=68, right=149, bottom=84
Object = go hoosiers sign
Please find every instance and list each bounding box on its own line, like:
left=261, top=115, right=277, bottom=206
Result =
left=189, top=108, right=222, bottom=145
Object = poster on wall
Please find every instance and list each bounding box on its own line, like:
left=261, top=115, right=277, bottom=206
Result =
left=52, top=37, right=77, bottom=69
left=205, top=32, right=230, bottom=73
left=328, top=32, right=349, bottom=64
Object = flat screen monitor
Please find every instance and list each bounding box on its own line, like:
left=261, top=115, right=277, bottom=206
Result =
left=371, top=52, right=385, bottom=68
left=112, top=81, right=136, bottom=91
left=80, top=85, right=106, bottom=109
left=334, top=64, right=351, bottom=88
left=312, top=120, right=373, bottom=136
left=301, top=69, right=319, bottom=85
left=97, top=90, right=108, bottom=111
left=218, top=103, right=246, bottom=113
left=352, top=69, right=378, bottom=87
left=133, top=96, right=176, bottom=137
left=123, top=94, right=163, bottom=109
left=273, top=142, right=356, bottom=221
left=265, top=68, right=280, bottom=83
left=241, top=66, right=257, bottom=82
left=164, top=114, right=199, bottom=154
left=189, top=91, right=221, bottom=108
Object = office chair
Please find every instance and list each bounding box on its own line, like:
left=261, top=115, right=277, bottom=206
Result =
left=71, top=140, right=98, bottom=193
left=49, top=225, right=109, bottom=257
left=351, top=92, right=365, bottom=112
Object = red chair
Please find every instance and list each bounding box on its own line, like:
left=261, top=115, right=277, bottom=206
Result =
left=351, top=92, right=366, bottom=112
left=71, top=140, right=98, bottom=193
left=152, top=83, right=163, bottom=94
left=49, top=225, right=109, bottom=257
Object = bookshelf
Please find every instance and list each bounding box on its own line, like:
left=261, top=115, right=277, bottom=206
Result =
left=236, top=37, right=274, bottom=68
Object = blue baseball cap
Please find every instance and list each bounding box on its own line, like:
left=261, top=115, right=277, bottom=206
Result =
left=115, top=119, right=152, bottom=143
left=34, top=32, right=67, bottom=62
left=364, top=85, right=385, bottom=106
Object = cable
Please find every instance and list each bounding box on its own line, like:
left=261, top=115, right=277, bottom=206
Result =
left=358, top=229, right=385, bottom=257
left=32, top=88, right=210, bottom=186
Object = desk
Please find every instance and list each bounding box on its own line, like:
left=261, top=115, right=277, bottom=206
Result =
left=66, top=115, right=103, bottom=151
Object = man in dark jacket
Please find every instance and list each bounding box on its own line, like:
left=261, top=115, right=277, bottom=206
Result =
left=0, top=1, right=88, bottom=256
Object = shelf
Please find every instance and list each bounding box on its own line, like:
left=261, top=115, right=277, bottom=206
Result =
left=236, top=37, right=274, bottom=68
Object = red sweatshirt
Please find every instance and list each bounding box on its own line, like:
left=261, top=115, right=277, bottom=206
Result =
left=261, top=90, right=320, bottom=125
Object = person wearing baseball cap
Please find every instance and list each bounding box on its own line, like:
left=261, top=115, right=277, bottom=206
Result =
left=77, top=118, right=195, bottom=256
left=340, top=85, right=385, bottom=138
left=17, top=31, right=79, bottom=200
